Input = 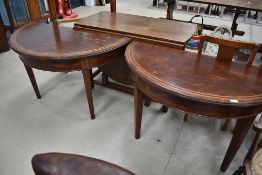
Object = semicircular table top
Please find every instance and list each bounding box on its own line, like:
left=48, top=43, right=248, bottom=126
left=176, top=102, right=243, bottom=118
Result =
left=125, top=41, right=262, bottom=105
left=9, top=21, right=131, bottom=60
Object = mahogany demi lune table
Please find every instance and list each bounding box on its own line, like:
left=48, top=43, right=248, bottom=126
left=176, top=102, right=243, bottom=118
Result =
left=125, top=41, right=262, bottom=172
left=9, top=21, right=131, bottom=119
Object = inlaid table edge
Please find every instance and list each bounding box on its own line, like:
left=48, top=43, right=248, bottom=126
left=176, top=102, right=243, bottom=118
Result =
left=125, top=41, right=262, bottom=106
left=9, top=21, right=131, bottom=60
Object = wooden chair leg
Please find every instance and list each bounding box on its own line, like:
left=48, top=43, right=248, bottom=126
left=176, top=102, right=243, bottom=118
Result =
left=184, top=113, right=189, bottom=121
left=161, top=105, right=168, bottom=113
left=221, top=119, right=230, bottom=131
left=144, top=96, right=151, bottom=107
left=102, top=73, right=109, bottom=85
left=233, top=166, right=244, bottom=175
left=24, top=64, right=41, bottom=99
left=82, top=69, right=95, bottom=119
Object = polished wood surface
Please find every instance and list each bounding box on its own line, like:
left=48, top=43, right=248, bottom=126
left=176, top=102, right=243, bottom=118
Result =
left=199, top=35, right=258, bottom=130
left=192, top=0, right=262, bottom=11
left=197, top=35, right=259, bottom=131
left=126, top=41, right=262, bottom=115
left=10, top=22, right=130, bottom=71
left=75, top=12, right=197, bottom=48
left=9, top=21, right=131, bottom=119
left=125, top=41, right=262, bottom=172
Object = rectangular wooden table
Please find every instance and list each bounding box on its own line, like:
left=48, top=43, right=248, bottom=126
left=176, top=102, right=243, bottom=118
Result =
left=192, top=0, right=262, bottom=11
left=193, top=0, right=262, bottom=36
left=167, top=0, right=262, bottom=36
left=75, top=12, right=197, bottom=49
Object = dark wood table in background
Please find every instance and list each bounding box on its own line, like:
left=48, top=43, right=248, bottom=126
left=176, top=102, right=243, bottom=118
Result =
left=9, top=21, right=130, bottom=119
left=167, top=0, right=262, bottom=36
left=193, top=0, right=262, bottom=11
left=195, top=0, right=262, bottom=36
left=125, top=41, right=262, bottom=172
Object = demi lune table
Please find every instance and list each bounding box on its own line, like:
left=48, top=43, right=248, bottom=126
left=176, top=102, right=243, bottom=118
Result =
left=125, top=41, right=262, bottom=172
left=9, top=21, right=131, bottom=119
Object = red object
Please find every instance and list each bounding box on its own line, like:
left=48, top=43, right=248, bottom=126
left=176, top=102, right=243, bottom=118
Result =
left=55, top=0, right=78, bottom=19
left=191, top=35, right=201, bottom=40
left=64, top=12, right=79, bottom=19
left=55, top=0, right=65, bottom=19
left=64, top=0, right=73, bottom=16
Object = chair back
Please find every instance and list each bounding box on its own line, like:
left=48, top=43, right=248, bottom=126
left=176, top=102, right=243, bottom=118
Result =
left=198, top=35, right=259, bottom=64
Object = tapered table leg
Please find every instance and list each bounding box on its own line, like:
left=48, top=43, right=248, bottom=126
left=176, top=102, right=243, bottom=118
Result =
left=82, top=69, right=95, bottom=119
left=184, top=113, right=189, bottom=121
left=221, top=119, right=230, bottom=131
left=161, top=105, right=169, bottom=113
left=220, top=115, right=256, bottom=172
left=89, top=69, right=94, bottom=89
left=134, top=83, right=144, bottom=139
left=24, top=64, right=41, bottom=99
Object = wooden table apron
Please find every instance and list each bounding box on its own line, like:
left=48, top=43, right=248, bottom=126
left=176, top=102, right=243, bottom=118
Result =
left=125, top=41, right=262, bottom=172
left=9, top=21, right=131, bottom=119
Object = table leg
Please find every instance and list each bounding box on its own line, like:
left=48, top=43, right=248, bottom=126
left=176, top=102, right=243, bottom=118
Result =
left=24, top=64, right=41, bottom=99
left=89, top=68, right=94, bottom=89
left=82, top=69, right=95, bottom=120
left=134, top=83, right=144, bottom=139
left=167, top=2, right=175, bottom=20
left=161, top=105, right=168, bottom=113
left=221, top=119, right=230, bottom=131
left=231, top=9, right=240, bottom=37
left=220, top=115, right=256, bottom=172
left=184, top=113, right=189, bottom=121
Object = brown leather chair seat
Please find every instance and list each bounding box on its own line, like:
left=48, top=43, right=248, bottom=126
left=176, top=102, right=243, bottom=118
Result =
left=32, top=153, right=135, bottom=175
